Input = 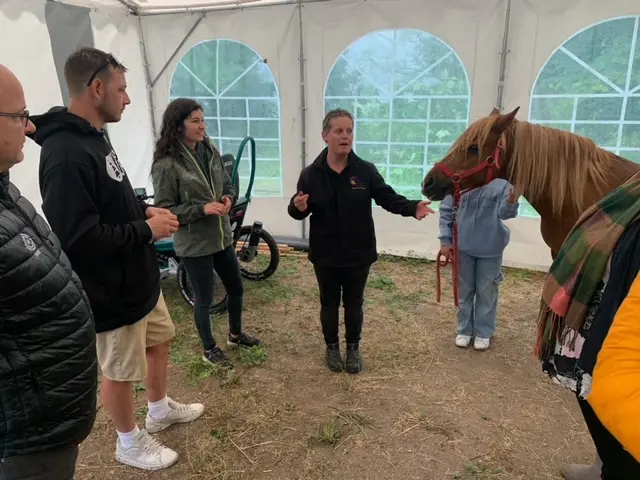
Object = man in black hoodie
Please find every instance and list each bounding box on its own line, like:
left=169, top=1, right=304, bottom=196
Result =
left=0, top=65, right=96, bottom=480
left=31, top=48, right=204, bottom=471
left=288, top=109, right=434, bottom=374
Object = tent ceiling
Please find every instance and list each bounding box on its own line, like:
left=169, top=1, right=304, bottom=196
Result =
left=65, top=0, right=311, bottom=14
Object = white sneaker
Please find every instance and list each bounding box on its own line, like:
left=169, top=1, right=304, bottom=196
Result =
left=474, top=337, right=491, bottom=350
left=115, top=429, right=178, bottom=471
left=146, top=397, right=205, bottom=434
left=455, top=335, right=472, bottom=348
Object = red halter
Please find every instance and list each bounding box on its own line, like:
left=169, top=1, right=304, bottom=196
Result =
left=434, top=136, right=505, bottom=307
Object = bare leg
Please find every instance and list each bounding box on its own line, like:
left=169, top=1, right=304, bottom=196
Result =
left=145, top=340, right=170, bottom=403
left=101, top=378, right=135, bottom=432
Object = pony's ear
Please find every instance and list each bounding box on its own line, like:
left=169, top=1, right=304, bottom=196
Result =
left=490, top=107, right=501, bottom=115
left=492, top=106, right=520, bottom=133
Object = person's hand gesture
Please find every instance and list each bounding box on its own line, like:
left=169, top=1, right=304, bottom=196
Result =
left=221, top=196, right=232, bottom=214
left=145, top=206, right=173, bottom=219
left=415, top=200, right=435, bottom=220
left=204, top=202, right=226, bottom=216
left=146, top=213, right=179, bottom=240
left=507, top=187, right=521, bottom=204
left=293, top=191, right=309, bottom=212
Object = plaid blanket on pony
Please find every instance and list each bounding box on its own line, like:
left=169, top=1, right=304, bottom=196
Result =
left=535, top=168, right=640, bottom=395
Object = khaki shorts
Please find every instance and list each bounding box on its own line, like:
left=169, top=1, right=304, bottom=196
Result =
left=96, top=293, right=176, bottom=382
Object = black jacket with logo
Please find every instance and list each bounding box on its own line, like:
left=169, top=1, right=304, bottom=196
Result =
left=30, top=107, right=160, bottom=333
left=288, top=148, right=419, bottom=267
left=0, top=172, right=97, bottom=458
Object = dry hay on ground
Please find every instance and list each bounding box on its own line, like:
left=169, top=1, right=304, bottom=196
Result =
left=75, top=255, right=595, bottom=479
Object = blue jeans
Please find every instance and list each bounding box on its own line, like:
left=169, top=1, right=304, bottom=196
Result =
left=456, top=253, right=503, bottom=338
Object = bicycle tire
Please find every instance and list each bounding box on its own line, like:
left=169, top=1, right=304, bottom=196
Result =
left=236, top=226, right=280, bottom=281
left=177, top=260, right=228, bottom=315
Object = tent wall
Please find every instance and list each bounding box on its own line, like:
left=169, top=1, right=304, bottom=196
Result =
left=140, top=4, right=303, bottom=238
left=1, top=0, right=65, bottom=212
left=2, top=0, right=639, bottom=271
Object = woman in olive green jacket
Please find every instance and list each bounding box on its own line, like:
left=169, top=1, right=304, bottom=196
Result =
left=151, top=98, right=262, bottom=366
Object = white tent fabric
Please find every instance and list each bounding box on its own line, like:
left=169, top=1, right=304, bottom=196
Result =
left=2, top=0, right=640, bottom=272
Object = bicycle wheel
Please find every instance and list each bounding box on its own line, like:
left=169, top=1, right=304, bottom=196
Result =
left=236, top=226, right=280, bottom=280
left=177, top=260, right=228, bottom=315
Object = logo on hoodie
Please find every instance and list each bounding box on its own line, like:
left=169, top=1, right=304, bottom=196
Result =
left=106, top=151, right=126, bottom=182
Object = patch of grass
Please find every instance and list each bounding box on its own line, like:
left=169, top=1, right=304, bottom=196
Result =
left=237, top=344, right=268, bottom=367
left=133, top=383, right=146, bottom=395
left=250, top=278, right=295, bottom=304
left=277, top=256, right=301, bottom=275
left=312, top=418, right=343, bottom=446
left=453, top=457, right=505, bottom=479
left=136, top=405, right=148, bottom=418
left=183, top=356, right=222, bottom=384
left=368, top=274, right=396, bottom=290
left=209, top=427, right=228, bottom=443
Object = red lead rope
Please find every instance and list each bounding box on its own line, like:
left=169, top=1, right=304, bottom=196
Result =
left=434, top=136, right=505, bottom=308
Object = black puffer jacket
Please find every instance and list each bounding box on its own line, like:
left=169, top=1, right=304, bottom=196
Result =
left=0, top=172, right=97, bottom=459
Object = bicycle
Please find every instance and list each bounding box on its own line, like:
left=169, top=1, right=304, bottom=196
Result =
left=136, top=136, right=280, bottom=314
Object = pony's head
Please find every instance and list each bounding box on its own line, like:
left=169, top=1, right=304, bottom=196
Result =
left=422, top=107, right=520, bottom=200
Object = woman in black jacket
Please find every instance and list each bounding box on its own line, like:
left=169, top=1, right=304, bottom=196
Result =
left=288, top=109, right=433, bottom=374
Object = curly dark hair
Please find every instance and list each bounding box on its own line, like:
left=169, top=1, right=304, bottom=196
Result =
left=153, top=98, right=204, bottom=163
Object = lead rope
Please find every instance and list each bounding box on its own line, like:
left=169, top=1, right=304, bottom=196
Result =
left=434, top=136, right=505, bottom=308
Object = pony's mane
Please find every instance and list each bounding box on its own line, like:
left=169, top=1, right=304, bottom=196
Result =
left=450, top=115, right=616, bottom=216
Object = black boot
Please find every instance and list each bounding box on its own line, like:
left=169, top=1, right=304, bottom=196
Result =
left=325, top=343, right=344, bottom=372
left=345, top=343, right=362, bottom=374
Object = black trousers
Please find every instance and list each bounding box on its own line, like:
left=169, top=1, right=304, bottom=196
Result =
left=578, top=394, right=640, bottom=479
left=183, top=245, right=244, bottom=350
left=0, top=445, right=78, bottom=480
left=313, top=265, right=370, bottom=345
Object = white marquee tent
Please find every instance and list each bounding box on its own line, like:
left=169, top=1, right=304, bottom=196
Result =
left=2, top=0, right=639, bottom=271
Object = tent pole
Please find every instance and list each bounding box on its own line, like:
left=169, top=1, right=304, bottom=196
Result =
left=137, top=16, right=158, bottom=139
left=137, top=0, right=332, bottom=17
left=297, top=0, right=308, bottom=240
left=115, top=0, right=139, bottom=15
left=495, top=0, right=512, bottom=110
left=150, top=13, right=206, bottom=88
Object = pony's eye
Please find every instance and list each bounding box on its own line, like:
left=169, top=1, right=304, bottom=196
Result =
left=468, top=145, right=479, bottom=154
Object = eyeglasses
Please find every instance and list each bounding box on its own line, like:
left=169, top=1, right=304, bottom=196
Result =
left=86, top=54, right=117, bottom=87
left=0, top=110, right=30, bottom=127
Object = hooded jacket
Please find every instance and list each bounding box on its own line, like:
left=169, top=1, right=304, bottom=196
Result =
left=30, top=107, right=160, bottom=333
left=288, top=148, right=419, bottom=268
left=0, top=172, right=97, bottom=459
left=151, top=137, right=236, bottom=258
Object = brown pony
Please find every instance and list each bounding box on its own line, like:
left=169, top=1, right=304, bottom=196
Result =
left=422, top=107, right=639, bottom=258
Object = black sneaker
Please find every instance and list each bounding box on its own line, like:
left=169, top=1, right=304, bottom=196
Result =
left=325, top=343, right=344, bottom=372
left=227, top=332, right=263, bottom=348
left=203, top=346, right=233, bottom=367
left=345, top=343, right=362, bottom=374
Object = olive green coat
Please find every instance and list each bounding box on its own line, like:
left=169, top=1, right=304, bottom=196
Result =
left=151, top=138, right=236, bottom=258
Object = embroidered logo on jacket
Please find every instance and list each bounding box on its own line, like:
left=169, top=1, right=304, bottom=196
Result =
left=21, top=233, right=36, bottom=252
left=349, top=176, right=366, bottom=190
left=106, top=151, right=126, bottom=182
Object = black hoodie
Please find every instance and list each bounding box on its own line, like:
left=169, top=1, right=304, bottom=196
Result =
left=287, top=148, right=419, bottom=268
left=30, top=107, right=160, bottom=333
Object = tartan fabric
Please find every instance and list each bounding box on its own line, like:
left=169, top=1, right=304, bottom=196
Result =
left=535, top=169, right=640, bottom=361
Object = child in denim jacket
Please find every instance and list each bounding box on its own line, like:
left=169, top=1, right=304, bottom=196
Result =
left=438, top=178, right=520, bottom=350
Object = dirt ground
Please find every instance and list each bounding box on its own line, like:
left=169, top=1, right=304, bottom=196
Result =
left=75, top=254, right=596, bottom=480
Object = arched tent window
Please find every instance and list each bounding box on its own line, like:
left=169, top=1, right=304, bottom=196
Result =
left=169, top=39, right=283, bottom=197
left=324, top=29, right=470, bottom=202
left=528, top=15, right=640, bottom=218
